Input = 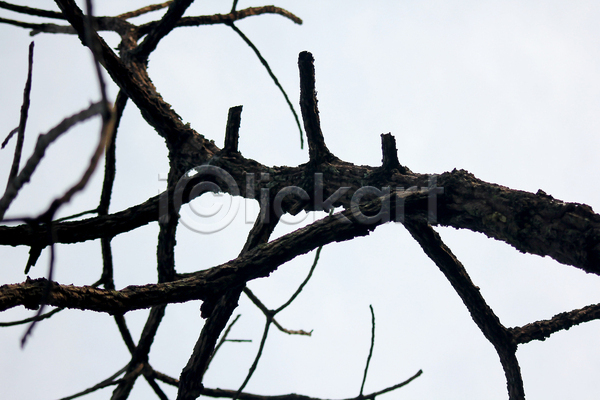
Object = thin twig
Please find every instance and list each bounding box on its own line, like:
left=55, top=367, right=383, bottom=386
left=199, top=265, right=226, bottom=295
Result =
left=2, top=127, right=19, bottom=149
left=275, top=244, right=324, bottom=313
left=243, top=288, right=312, bottom=336
left=233, top=318, right=272, bottom=400
left=403, top=219, right=524, bottom=399
left=116, top=1, right=173, bottom=20
left=142, top=363, right=170, bottom=400
left=4, top=42, right=34, bottom=205
left=227, top=22, right=304, bottom=149
left=152, top=367, right=421, bottom=400
left=52, top=209, right=98, bottom=223
left=204, top=371, right=424, bottom=400
left=0, top=306, right=62, bottom=327
left=36, top=103, right=115, bottom=222
left=362, top=369, right=423, bottom=398
left=0, top=1, right=65, bottom=19
left=0, top=102, right=104, bottom=220
left=359, top=305, right=375, bottom=396
left=111, top=306, right=167, bottom=400
left=57, top=365, right=128, bottom=400
left=114, top=314, right=136, bottom=354
left=208, top=314, right=245, bottom=367
left=137, top=6, right=303, bottom=35
left=0, top=17, right=74, bottom=35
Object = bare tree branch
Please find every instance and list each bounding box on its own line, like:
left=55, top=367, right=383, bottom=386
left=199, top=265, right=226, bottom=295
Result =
left=403, top=219, right=524, bottom=399
left=0, top=1, right=64, bottom=19
left=57, top=365, right=127, bottom=400
left=133, top=0, right=195, bottom=60
left=359, top=305, right=375, bottom=397
left=0, top=102, right=103, bottom=220
left=298, top=51, right=335, bottom=164
left=228, top=23, right=304, bottom=149
left=2, top=41, right=33, bottom=211
left=510, top=302, right=600, bottom=344
left=116, top=1, right=173, bottom=20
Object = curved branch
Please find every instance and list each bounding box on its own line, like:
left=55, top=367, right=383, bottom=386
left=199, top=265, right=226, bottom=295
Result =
left=116, top=1, right=173, bottom=20
left=0, top=1, right=64, bottom=19
left=133, top=0, right=195, bottom=60
left=510, top=303, right=600, bottom=344
left=228, top=23, right=304, bottom=149
left=0, top=193, right=159, bottom=247
left=403, top=219, right=524, bottom=399
left=138, top=6, right=302, bottom=36
left=0, top=190, right=431, bottom=314
left=0, top=102, right=103, bottom=220
left=55, top=0, right=207, bottom=150
left=2, top=165, right=600, bottom=276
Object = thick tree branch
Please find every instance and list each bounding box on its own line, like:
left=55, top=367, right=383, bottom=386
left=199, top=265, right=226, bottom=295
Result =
left=3, top=166, right=599, bottom=276
left=403, top=219, right=524, bottom=399
left=0, top=190, right=432, bottom=314
left=133, top=0, right=194, bottom=60
left=510, top=302, right=600, bottom=344
left=178, top=204, right=281, bottom=399
left=55, top=0, right=209, bottom=152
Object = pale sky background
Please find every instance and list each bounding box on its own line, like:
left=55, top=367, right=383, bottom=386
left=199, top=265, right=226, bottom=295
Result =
left=2, top=1, right=600, bottom=399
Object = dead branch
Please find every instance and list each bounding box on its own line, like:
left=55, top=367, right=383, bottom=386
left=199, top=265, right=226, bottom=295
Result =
left=0, top=102, right=104, bottom=220
left=510, top=303, right=600, bottom=344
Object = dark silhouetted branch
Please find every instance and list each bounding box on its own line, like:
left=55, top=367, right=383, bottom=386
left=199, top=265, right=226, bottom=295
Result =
left=208, top=314, right=246, bottom=368
left=116, top=1, right=173, bottom=20
left=380, top=133, right=410, bottom=174
left=380, top=133, right=400, bottom=171
left=0, top=102, right=103, bottom=220
left=0, top=306, right=62, bottom=327
left=0, top=1, right=64, bottom=19
left=228, top=22, right=304, bottom=149
left=403, top=219, right=524, bottom=399
left=138, top=6, right=302, bottom=35
left=359, top=305, right=375, bottom=396
left=224, top=105, right=243, bottom=153
left=244, top=287, right=312, bottom=336
left=3, top=42, right=34, bottom=212
left=234, top=318, right=271, bottom=400
left=298, top=51, right=335, bottom=163
left=134, top=0, right=194, bottom=60
left=178, top=204, right=280, bottom=400
left=57, top=365, right=127, bottom=400
left=510, top=302, right=600, bottom=344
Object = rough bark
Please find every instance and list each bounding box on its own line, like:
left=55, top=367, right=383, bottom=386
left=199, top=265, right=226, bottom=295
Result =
left=1, top=2, right=599, bottom=400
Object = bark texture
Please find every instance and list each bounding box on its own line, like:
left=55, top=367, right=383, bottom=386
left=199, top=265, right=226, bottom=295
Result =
left=0, top=2, right=598, bottom=400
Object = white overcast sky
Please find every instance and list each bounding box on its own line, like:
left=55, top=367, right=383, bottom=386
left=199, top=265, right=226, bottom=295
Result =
left=2, top=1, right=600, bottom=399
